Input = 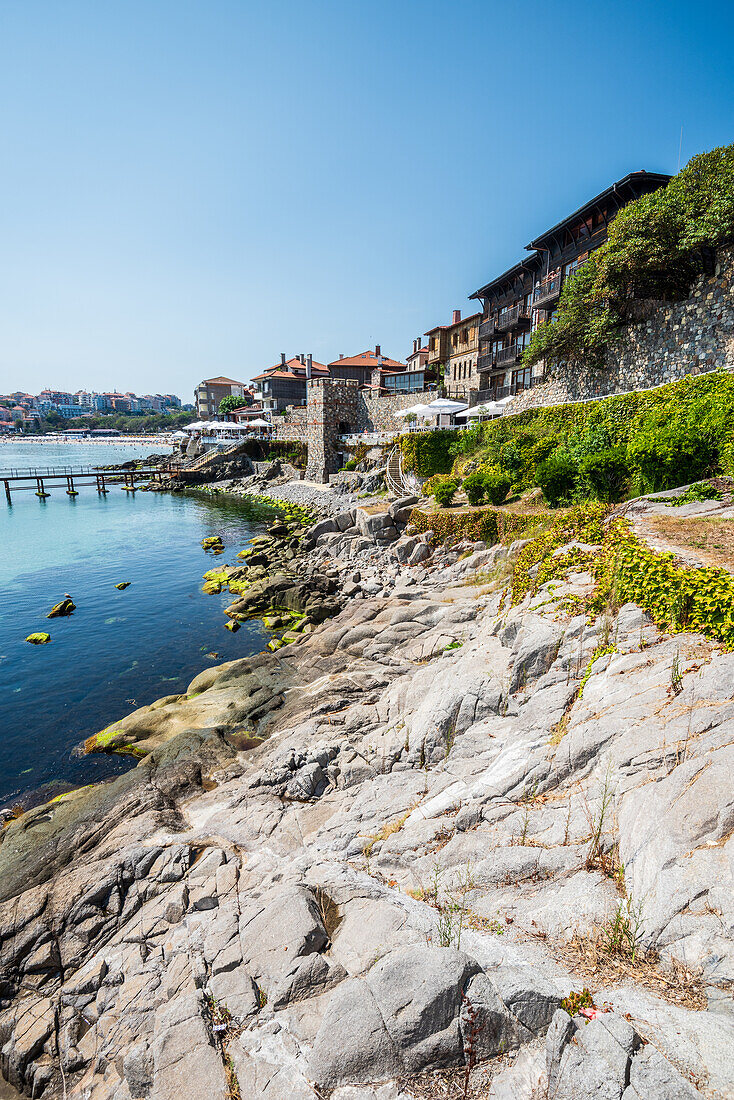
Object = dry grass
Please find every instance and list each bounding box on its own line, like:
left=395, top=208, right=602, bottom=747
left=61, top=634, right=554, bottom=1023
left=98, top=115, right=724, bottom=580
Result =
left=314, top=887, right=342, bottom=941
left=398, top=1054, right=517, bottom=1100
left=642, top=515, right=734, bottom=571
left=549, top=931, right=707, bottom=1010
left=362, top=806, right=414, bottom=858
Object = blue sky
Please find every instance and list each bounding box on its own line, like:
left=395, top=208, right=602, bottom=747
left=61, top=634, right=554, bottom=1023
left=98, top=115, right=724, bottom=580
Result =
left=1, top=0, right=732, bottom=398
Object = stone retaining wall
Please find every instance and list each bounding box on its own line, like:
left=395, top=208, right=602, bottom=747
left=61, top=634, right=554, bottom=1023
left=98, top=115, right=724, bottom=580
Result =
left=272, top=406, right=308, bottom=443
left=357, top=391, right=426, bottom=431
left=510, top=245, right=734, bottom=413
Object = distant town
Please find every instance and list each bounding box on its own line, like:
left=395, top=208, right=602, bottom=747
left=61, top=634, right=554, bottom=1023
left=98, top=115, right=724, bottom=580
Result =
left=0, top=389, right=191, bottom=434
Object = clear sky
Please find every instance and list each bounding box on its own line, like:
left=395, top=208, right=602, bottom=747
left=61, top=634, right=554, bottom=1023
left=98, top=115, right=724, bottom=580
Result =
left=1, top=0, right=732, bottom=399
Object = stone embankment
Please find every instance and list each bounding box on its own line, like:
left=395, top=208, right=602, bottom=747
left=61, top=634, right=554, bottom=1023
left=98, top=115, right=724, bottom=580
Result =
left=1, top=494, right=734, bottom=1099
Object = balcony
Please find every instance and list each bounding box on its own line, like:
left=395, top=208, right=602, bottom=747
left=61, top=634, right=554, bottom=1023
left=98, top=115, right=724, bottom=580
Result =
left=477, top=352, right=495, bottom=374
left=496, top=344, right=521, bottom=367
left=479, top=318, right=497, bottom=340
left=495, top=304, right=531, bottom=333
left=533, top=273, right=562, bottom=310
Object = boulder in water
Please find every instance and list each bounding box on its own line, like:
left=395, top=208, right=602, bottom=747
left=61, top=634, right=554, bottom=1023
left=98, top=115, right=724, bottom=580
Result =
left=26, top=632, right=50, bottom=645
left=202, top=536, right=224, bottom=550
left=115, top=582, right=131, bottom=590
left=47, top=596, right=75, bottom=618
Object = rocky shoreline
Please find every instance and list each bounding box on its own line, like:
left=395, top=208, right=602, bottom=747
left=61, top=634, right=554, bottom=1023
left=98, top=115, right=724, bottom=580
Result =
left=1, top=487, right=734, bottom=1099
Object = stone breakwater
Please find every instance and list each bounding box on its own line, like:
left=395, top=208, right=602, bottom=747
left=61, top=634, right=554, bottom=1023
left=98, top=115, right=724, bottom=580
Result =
left=1, top=498, right=734, bottom=1098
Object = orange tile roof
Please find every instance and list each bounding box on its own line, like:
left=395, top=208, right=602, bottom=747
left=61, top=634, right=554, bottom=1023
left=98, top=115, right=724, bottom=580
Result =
left=328, top=350, right=405, bottom=369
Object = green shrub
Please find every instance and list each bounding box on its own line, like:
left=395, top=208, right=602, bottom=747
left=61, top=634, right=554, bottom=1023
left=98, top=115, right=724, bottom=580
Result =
left=463, top=471, right=487, bottom=506
left=627, top=426, right=718, bottom=493
left=578, top=446, right=631, bottom=502
left=498, top=440, right=523, bottom=477
left=484, top=470, right=512, bottom=505
left=536, top=451, right=578, bottom=506
left=433, top=477, right=460, bottom=508
left=343, top=459, right=357, bottom=471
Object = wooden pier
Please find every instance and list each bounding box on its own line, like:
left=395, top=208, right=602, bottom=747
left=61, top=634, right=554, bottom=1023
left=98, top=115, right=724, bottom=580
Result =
left=0, top=464, right=176, bottom=503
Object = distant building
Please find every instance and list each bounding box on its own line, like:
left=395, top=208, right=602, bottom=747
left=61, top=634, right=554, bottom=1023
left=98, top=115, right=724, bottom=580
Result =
left=194, top=376, right=249, bottom=419
left=252, top=355, right=329, bottom=413
left=425, top=310, right=481, bottom=398
left=328, top=346, right=405, bottom=390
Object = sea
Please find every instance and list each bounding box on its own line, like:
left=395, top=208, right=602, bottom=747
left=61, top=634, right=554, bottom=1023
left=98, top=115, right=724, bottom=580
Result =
left=0, top=440, right=274, bottom=808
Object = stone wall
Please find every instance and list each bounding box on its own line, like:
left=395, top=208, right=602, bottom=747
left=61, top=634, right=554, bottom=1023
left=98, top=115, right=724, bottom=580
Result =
left=357, top=391, right=424, bottom=431
left=510, top=245, right=734, bottom=414
left=272, top=405, right=309, bottom=444
left=304, top=377, right=359, bottom=482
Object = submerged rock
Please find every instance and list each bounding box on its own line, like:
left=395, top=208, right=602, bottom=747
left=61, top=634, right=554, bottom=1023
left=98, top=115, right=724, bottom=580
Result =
left=114, top=581, right=131, bottom=590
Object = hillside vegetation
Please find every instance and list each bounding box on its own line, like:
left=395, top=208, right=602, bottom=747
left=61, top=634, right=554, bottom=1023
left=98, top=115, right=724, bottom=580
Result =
left=525, top=142, right=734, bottom=368
left=401, top=370, right=734, bottom=509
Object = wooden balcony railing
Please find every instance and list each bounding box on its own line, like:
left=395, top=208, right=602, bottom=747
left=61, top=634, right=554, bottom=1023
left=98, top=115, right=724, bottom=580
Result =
left=479, top=318, right=497, bottom=339
left=495, top=304, right=531, bottom=332
left=533, top=273, right=562, bottom=309
left=496, top=344, right=521, bottom=366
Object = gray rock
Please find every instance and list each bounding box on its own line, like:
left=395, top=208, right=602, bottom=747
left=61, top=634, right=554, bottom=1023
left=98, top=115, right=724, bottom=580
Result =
left=408, top=543, right=431, bottom=566
left=623, top=1046, right=703, bottom=1099
left=491, top=964, right=563, bottom=1036
left=366, top=945, right=480, bottom=1074
left=309, top=979, right=403, bottom=1089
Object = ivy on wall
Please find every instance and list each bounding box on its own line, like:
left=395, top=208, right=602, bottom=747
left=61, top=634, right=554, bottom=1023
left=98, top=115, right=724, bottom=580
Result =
left=450, top=369, right=734, bottom=503
left=400, top=430, right=458, bottom=478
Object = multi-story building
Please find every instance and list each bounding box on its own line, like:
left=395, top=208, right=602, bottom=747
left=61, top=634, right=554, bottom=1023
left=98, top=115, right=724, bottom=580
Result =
left=328, top=347, right=405, bottom=389
left=471, top=170, right=671, bottom=401
left=376, top=337, right=436, bottom=395
left=251, top=355, right=329, bottom=413
left=425, top=310, right=481, bottom=398
left=194, top=376, right=249, bottom=419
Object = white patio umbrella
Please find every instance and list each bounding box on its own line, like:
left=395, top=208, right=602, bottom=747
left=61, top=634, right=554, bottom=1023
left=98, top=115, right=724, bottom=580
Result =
left=424, top=398, right=469, bottom=414
left=247, top=418, right=271, bottom=428
left=183, top=420, right=208, bottom=431
left=394, top=404, right=431, bottom=418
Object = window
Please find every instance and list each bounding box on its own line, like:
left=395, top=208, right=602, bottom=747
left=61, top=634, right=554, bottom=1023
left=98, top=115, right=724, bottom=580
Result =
left=563, top=253, right=588, bottom=281
left=512, top=367, right=532, bottom=392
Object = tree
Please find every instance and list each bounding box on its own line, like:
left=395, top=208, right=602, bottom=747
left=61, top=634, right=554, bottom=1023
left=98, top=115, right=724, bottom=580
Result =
left=219, top=394, right=251, bottom=414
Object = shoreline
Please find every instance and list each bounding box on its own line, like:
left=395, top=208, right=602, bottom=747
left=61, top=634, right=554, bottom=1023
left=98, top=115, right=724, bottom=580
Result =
left=1, top=485, right=733, bottom=1097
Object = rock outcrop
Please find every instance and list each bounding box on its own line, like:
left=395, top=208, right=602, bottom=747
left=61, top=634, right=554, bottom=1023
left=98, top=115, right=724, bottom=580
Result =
left=2, top=505, right=733, bottom=1098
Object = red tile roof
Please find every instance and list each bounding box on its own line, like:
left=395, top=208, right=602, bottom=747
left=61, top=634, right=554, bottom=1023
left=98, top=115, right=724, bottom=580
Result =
left=201, top=376, right=248, bottom=386
left=252, top=357, right=329, bottom=382
left=328, top=350, right=405, bottom=369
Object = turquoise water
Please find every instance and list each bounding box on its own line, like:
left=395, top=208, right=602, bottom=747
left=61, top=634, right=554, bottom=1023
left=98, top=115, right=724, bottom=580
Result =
left=0, top=443, right=272, bottom=807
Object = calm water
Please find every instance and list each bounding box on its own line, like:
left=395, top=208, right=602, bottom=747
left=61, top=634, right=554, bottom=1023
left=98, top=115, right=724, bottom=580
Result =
left=0, top=443, right=273, bottom=807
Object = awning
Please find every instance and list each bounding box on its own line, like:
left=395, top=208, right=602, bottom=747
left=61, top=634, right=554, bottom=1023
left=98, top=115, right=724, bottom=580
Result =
left=394, top=404, right=432, bottom=417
